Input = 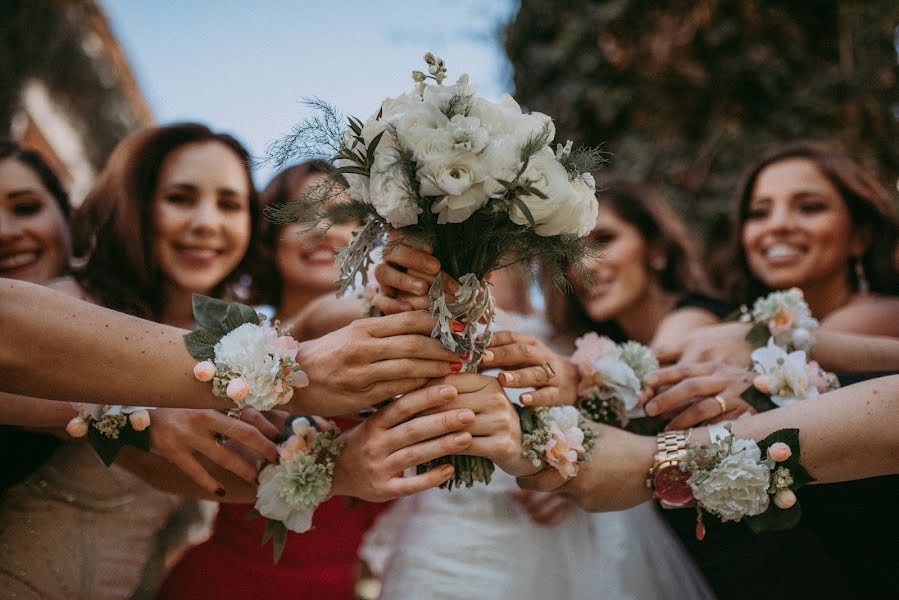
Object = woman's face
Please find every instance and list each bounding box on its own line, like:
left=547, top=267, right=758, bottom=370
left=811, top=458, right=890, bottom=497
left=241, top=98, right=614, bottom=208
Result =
left=742, top=158, right=863, bottom=292
left=0, top=157, right=69, bottom=283
left=275, top=174, right=355, bottom=294
left=152, top=141, right=252, bottom=294
left=569, top=204, right=655, bottom=321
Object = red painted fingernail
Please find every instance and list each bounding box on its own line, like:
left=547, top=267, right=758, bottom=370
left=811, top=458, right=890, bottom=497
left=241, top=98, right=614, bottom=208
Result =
left=459, top=352, right=470, bottom=360
left=450, top=362, right=463, bottom=372
left=451, top=320, right=465, bottom=333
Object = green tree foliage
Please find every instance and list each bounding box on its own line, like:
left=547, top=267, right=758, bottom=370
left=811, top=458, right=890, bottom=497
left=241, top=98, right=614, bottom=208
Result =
left=504, top=0, right=899, bottom=231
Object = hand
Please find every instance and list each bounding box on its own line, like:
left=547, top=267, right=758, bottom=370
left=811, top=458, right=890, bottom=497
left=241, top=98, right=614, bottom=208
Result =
left=507, top=489, right=579, bottom=526
left=481, top=331, right=578, bottom=406
left=330, top=383, right=475, bottom=501
left=655, top=322, right=754, bottom=367
left=149, top=408, right=280, bottom=496
left=642, top=361, right=757, bottom=430
left=287, top=294, right=370, bottom=340
left=373, top=233, right=442, bottom=314
left=428, top=373, right=541, bottom=477
left=290, top=311, right=463, bottom=416
left=517, top=424, right=655, bottom=512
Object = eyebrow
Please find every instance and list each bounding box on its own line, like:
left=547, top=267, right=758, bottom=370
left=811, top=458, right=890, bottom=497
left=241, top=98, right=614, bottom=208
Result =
left=164, top=182, right=243, bottom=197
left=6, top=188, right=45, bottom=199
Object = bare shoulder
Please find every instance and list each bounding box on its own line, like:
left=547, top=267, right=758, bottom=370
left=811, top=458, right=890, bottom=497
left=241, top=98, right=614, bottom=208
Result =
left=46, top=276, right=93, bottom=303
left=822, top=294, right=899, bottom=336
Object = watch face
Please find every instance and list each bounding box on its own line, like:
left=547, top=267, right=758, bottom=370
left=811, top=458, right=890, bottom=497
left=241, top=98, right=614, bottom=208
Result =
left=655, top=465, right=694, bottom=506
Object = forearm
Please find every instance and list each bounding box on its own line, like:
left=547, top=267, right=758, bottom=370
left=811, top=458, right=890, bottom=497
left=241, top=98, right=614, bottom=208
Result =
left=1, top=280, right=229, bottom=409
left=693, top=375, right=899, bottom=484
left=0, top=392, right=75, bottom=428
left=811, top=330, right=899, bottom=372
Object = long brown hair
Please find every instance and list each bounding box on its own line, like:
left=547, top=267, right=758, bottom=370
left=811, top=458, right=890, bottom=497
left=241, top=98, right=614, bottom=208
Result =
left=72, top=123, right=261, bottom=319
left=546, top=178, right=709, bottom=341
left=720, top=140, right=899, bottom=305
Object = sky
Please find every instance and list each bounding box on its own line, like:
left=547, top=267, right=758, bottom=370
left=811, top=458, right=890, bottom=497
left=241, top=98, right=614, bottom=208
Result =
left=101, top=0, right=517, bottom=184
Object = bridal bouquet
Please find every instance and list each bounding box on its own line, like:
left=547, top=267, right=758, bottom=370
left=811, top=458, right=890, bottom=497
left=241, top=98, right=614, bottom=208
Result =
left=267, top=52, right=601, bottom=488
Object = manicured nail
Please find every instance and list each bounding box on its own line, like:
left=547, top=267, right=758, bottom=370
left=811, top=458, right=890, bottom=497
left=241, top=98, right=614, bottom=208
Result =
left=645, top=402, right=657, bottom=416
left=482, top=350, right=495, bottom=363
left=459, top=352, right=470, bottom=360
left=454, top=433, right=471, bottom=443
left=215, top=487, right=226, bottom=497
left=500, top=372, right=513, bottom=384
left=451, top=320, right=465, bottom=333
left=450, top=362, right=463, bottom=373
left=440, top=385, right=457, bottom=399
left=414, top=282, right=428, bottom=294
left=521, top=393, right=533, bottom=405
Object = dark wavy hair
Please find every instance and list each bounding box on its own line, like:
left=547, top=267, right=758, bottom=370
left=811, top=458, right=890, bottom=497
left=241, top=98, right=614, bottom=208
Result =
left=0, top=140, right=70, bottom=218
left=720, top=140, right=899, bottom=305
left=71, top=123, right=261, bottom=319
left=546, top=178, right=710, bottom=341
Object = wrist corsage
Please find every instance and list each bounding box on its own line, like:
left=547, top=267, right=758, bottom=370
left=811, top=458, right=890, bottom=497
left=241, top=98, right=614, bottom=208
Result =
left=65, top=403, right=153, bottom=466
left=740, top=288, right=818, bottom=352
left=571, top=333, right=658, bottom=427
left=250, top=416, right=343, bottom=563
left=683, top=426, right=813, bottom=538
left=184, top=295, right=309, bottom=412
left=740, top=337, right=840, bottom=412
left=519, top=405, right=597, bottom=478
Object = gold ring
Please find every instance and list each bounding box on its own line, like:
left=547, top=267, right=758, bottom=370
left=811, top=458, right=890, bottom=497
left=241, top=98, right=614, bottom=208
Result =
left=213, top=432, right=227, bottom=445
left=226, top=408, right=242, bottom=420
left=713, top=394, right=727, bottom=415
left=541, top=362, right=556, bottom=379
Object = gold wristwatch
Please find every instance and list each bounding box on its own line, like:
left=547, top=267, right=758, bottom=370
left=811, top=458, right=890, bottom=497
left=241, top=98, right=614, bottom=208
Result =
left=646, top=430, right=694, bottom=509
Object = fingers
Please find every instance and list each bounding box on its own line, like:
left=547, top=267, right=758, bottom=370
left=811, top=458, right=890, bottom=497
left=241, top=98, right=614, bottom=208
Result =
left=381, top=243, right=440, bottom=277
left=167, top=450, right=224, bottom=496
left=498, top=365, right=554, bottom=389
left=372, top=294, right=414, bottom=316
left=363, top=378, right=430, bottom=404
left=653, top=345, right=682, bottom=365
left=519, top=387, right=564, bottom=406
left=382, top=408, right=475, bottom=452
left=393, top=293, right=432, bottom=311
left=487, top=330, right=534, bottom=348
left=193, top=437, right=260, bottom=483
left=238, top=409, right=280, bottom=440
left=645, top=374, right=723, bottom=416
left=517, top=468, right=566, bottom=493
left=374, top=384, right=458, bottom=429
left=362, top=310, right=439, bottom=338
left=374, top=262, right=430, bottom=297
left=213, top=414, right=279, bottom=463
left=383, top=464, right=455, bottom=498
left=385, top=431, right=473, bottom=474
left=429, top=372, right=497, bottom=395
left=643, top=362, right=715, bottom=391
left=665, top=396, right=728, bottom=431
left=367, top=357, right=456, bottom=383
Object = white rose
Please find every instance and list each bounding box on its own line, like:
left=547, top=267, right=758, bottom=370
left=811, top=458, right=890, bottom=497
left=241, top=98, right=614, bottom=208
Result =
left=430, top=181, right=490, bottom=224
left=369, top=150, right=421, bottom=228
left=690, top=439, right=772, bottom=522
left=214, top=323, right=283, bottom=411
left=445, top=114, right=489, bottom=154
left=569, top=171, right=599, bottom=237
left=510, top=149, right=582, bottom=236
left=394, top=102, right=448, bottom=152
left=334, top=157, right=370, bottom=204
left=378, top=91, right=423, bottom=120
left=418, top=153, right=483, bottom=198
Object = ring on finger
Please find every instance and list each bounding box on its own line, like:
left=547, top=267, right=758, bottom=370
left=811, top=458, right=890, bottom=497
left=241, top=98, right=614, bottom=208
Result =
left=225, top=408, right=242, bottom=420
left=213, top=432, right=228, bottom=445
left=541, top=362, right=556, bottom=380
left=713, top=394, right=727, bottom=416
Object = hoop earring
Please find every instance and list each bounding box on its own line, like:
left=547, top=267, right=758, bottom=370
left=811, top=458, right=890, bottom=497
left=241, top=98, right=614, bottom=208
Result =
left=854, top=257, right=870, bottom=294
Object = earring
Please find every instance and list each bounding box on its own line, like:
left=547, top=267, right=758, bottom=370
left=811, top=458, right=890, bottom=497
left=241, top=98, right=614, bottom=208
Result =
left=854, top=257, right=870, bottom=293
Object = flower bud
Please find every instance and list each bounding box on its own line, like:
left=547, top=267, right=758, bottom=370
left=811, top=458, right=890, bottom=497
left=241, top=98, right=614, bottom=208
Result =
left=193, top=361, right=216, bottom=382
left=411, top=70, right=426, bottom=82
left=767, top=442, right=792, bottom=462
left=753, top=375, right=771, bottom=394
left=66, top=417, right=89, bottom=438
left=773, top=488, right=797, bottom=509
left=129, top=410, right=151, bottom=431
left=226, top=377, right=250, bottom=402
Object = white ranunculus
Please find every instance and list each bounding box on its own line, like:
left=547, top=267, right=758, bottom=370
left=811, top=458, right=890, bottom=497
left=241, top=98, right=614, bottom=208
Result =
left=255, top=463, right=314, bottom=533
left=333, top=157, right=370, bottom=204
left=394, top=102, right=449, bottom=152
left=214, top=323, right=283, bottom=411
left=419, top=153, right=483, bottom=198
left=690, top=439, right=772, bottom=522
left=429, top=181, right=491, bottom=224
left=510, top=149, right=582, bottom=236
left=369, top=150, right=421, bottom=228
left=478, top=134, right=523, bottom=197
left=445, top=114, right=489, bottom=154
left=421, top=75, right=476, bottom=111
left=378, top=91, right=424, bottom=120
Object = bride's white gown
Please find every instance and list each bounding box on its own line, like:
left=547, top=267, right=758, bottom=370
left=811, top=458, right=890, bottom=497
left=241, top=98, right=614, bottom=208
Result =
left=361, top=314, right=714, bottom=600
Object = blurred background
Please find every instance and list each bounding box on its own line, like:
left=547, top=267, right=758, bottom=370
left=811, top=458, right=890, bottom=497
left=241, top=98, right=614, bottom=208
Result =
left=2, top=0, right=897, bottom=242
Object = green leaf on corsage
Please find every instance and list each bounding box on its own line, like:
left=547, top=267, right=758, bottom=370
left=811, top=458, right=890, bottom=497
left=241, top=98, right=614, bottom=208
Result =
left=741, top=386, right=778, bottom=413
left=745, top=321, right=771, bottom=348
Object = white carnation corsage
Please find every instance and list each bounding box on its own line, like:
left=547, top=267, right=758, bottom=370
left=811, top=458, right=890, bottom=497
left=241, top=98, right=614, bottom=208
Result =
left=249, top=416, right=343, bottom=563
left=740, top=288, right=819, bottom=352
left=184, top=295, right=309, bottom=412
left=740, top=337, right=839, bottom=412
left=65, top=403, right=153, bottom=465
left=684, top=425, right=812, bottom=539
left=519, top=405, right=597, bottom=479
left=571, top=332, right=658, bottom=427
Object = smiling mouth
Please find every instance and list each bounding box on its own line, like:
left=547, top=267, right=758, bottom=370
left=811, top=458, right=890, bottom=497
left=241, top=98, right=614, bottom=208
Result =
left=0, top=250, right=41, bottom=272
left=763, top=243, right=804, bottom=263
left=302, top=246, right=337, bottom=265
left=174, top=245, right=226, bottom=265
